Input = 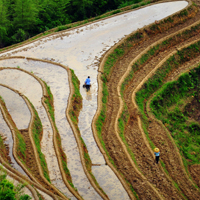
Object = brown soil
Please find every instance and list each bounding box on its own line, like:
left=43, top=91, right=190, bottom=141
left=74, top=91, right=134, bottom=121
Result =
left=122, top=33, right=200, bottom=199
left=0, top=133, right=11, bottom=164
left=189, top=164, right=200, bottom=188
left=19, top=129, right=41, bottom=175
left=184, top=93, right=200, bottom=123
left=99, top=2, right=200, bottom=199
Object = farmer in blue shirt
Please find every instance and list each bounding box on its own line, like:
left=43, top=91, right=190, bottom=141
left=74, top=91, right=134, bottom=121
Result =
left=85, top=76, right=91, bottom=92
left=154, top=151, right=160, bottom=164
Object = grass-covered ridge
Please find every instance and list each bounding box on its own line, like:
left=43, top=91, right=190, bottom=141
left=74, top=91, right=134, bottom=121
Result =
left=28, top=99, right=51, bottom=183
left=117, top=21, right=200, bottom=175
left=133, top=40, right=200, bottom=180
left=136, top=40, right=200, bottom=117
left=95, top=4, right=197, bottom=197
left=121, top=21, right=200, bottom=96
left=43, top=81, right=77, bottom=190
left=0, top=134, right=10, bottom=165
left=150, top=65, right=200, bottom=165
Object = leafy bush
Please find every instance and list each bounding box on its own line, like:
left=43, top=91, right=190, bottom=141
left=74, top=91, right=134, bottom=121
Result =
left=0, top=169, right=31, bottom=200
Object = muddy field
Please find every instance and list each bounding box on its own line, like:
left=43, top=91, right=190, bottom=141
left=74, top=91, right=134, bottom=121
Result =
left=0, top=0, right=200, bottom=199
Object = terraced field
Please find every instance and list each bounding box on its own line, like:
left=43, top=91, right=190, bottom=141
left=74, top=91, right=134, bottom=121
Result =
left=0, top=0, right=200, bottom=199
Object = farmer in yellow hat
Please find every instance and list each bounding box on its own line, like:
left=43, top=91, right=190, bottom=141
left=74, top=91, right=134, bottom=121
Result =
left=154, top=148, right=160, bottom=164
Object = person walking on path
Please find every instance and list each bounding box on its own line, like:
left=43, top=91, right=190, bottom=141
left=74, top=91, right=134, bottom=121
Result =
left=85, top=76, right=91, bottom=92
left=154, top=148, right=160, bottom=164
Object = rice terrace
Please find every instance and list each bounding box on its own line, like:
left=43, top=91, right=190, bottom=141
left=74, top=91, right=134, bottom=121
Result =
left=0, top=0, right=200, bottom=199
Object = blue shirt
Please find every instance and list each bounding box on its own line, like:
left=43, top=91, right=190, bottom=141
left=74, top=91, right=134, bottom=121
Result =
left=154, top=152, right=160, bottom=156
left=85, top=78, right=91, bottom=85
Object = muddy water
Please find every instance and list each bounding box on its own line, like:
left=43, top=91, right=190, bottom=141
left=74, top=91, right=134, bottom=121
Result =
left=0, top=69, right=75, bottom=199
left=0, top=105, right=26, bottom=175
left=0, top=59, right=102, bottom=200
left=0, top=2, right=188, bottom=199
left=0, top=86, right=31, bottom=129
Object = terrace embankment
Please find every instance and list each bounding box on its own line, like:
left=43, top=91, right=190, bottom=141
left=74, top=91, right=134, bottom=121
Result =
left=96, top=2, right=200, bottom=199
left=0, top=128, right=11, bottom=165
left=122, top=38, right=200, bottom=199
left=0, top=93, right=70, bottom=200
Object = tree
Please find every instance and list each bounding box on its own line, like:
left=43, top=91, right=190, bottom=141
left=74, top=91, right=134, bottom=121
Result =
left=52, top=0, right=71, bottom=24
left=13, top=0, right=38, bottom=31
left=0, top=0, right=8, bottom=26
left=70, top=0, right=93, bottom=20
left=0, top=168, right=31, bottom=200
left=0, top=0, right=9, bottom=47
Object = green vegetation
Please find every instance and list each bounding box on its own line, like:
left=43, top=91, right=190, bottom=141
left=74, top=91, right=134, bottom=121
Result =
left=29, top=100, right=51, bottom=183
left=0, top=168, right=31, bottom=200
left=95, top=5, right=198, bottom=197
left=43, top=82, right=55, bottom=122
left=16, top=132, right=26, bottom=161
left=150, top=65, right=200, bottom=165
left=136, top=40, right=200, bottom=117
left=121, top=22, right=200, bottom=96
left=0, top=96, right=4, bottom=102
left=0, top=0, right=156, bottom=48
left=130, top=40, right=200, bottom=180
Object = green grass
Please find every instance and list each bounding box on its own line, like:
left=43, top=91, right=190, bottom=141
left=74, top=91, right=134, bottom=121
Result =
left=150, top=65, right=200, bottom=165
left=135, top=41, right=200, bottom=118
left=0, top=167, right=31, bottom=200
left=16, top=132, right=26, bottom=161
left=95, top=4, right=198, bottom=197
left=29, top=100, right=51, bottom=183
left=121, top=22, right=200, bottom=96
left=43, top=82, right=55, bottom=123
left=126, top=179, right=140, bottom=200
left=0, top=96, right=4, bottom=103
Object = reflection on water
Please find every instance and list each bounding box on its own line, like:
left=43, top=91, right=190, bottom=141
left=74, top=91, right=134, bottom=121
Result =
left=0, top=86, right=31, bottom=130
left=86, top=90, right=92, bottom=101
left=0, top=109, right=27, bottom=175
